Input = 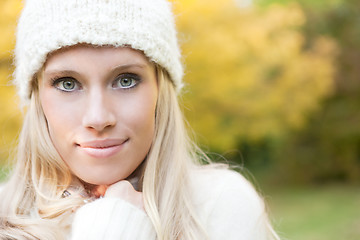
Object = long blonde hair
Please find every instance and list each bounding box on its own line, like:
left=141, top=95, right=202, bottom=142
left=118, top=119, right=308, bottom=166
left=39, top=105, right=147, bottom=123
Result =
left=0, top=65, right=207, bottom=239
left=0, top=65, right=280, bottom=240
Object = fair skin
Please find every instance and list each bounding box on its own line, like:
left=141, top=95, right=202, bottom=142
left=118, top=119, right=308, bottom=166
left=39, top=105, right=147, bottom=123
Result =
left=39, top=45, right=158, bottom=209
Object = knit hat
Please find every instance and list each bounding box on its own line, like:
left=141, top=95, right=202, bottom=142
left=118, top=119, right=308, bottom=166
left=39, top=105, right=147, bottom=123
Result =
left=14, top=0, right=183, bottom=103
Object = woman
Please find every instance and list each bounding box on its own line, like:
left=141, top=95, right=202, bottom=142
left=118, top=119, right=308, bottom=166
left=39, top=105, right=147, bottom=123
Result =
left=0, top=0, right=279, bottom=239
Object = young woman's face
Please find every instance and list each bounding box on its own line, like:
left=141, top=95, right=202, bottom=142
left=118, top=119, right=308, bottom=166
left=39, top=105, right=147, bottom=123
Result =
left=39, top=46, right=158, bottom=185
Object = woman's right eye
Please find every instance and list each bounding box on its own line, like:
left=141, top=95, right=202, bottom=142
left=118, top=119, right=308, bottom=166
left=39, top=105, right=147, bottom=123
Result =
left=52, top=77, right=81, bottom=92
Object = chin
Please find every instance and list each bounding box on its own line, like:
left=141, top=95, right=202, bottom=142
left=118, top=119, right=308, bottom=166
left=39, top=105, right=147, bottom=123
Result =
left=74, top=164, right=141, bottom=187
left=79, top=174, right=126, bottom=186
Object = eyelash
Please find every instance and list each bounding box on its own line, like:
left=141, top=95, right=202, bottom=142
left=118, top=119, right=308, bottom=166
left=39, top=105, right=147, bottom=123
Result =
left=51, top=77, right=81, bottom=92
left=50, top=73, right=142, bottom=92
left=113, top=73, right=141, bottom=90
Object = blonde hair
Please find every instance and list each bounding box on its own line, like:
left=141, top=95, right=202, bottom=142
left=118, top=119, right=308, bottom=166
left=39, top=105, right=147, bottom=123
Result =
left=143, top=66, right=207, bottom=239
left=0, top=65, right=279, bottom=240
left=0, top=65, right=208, bottom=239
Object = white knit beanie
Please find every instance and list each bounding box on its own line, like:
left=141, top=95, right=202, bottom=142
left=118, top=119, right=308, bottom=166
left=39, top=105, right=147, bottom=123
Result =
left=14, top=0, right=183, bottom=103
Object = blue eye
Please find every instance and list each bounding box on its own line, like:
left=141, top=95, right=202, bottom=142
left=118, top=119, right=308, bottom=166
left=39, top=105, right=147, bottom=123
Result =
left=113, top=74, right=140, bottom=89
left=53, top=77, right=80, bottom=92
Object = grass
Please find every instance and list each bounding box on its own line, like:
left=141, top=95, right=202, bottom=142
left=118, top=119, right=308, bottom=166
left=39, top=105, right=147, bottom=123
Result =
left=264, top=184, right=360, bottom=240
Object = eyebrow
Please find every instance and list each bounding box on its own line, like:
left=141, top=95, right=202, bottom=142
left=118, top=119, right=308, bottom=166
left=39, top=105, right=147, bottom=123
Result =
left=43, top=69, right=78, bottom=77
left=111, top=63, right=148, bottom=72
left=44, top=63, right=148, bottom=76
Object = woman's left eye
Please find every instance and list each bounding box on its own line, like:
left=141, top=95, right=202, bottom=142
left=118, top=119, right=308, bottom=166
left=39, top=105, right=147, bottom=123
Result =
left=113, top=74, right=140, bottom=89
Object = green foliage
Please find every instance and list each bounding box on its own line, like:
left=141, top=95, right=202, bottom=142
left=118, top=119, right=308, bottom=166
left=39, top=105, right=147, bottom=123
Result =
left=175, top=0, right=336, bottom=153
left=272, top=0, right=360, bottom=184
left=175, top=0, right=360, bottom=184
left=255, top=0, right=343, bottom=9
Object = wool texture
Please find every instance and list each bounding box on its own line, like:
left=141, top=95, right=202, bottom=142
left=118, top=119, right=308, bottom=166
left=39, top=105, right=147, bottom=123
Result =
left=14, top=0, right=183, bottom=103
left=70, top=168, right=271, bottom=239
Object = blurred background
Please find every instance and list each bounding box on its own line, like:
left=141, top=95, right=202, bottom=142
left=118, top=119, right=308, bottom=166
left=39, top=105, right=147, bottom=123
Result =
left=1, top=0, right=359, bottom=239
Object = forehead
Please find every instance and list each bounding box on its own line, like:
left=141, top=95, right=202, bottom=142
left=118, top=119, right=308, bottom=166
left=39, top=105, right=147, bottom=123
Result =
left=44, top=45, right=152, bottom=72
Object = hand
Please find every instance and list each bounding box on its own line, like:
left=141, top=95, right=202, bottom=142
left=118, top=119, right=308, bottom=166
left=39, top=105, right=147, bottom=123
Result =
left=90, top=184, right=108, bottom=198
left=64, top=179, right=144, bottom=211
left=104, top=180, right=144, bottom=211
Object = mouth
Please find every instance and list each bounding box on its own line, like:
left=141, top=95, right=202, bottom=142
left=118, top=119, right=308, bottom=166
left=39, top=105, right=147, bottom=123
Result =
left=76, top=139, right=128, bottom=158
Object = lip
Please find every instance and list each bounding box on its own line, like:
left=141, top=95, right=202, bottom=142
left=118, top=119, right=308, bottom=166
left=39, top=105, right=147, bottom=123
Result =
left=77, top=139, right=128, bottom=158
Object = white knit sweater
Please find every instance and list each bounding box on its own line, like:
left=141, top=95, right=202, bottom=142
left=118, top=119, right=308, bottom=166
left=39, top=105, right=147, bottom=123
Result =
left=71, top=168, right=273, bottom=240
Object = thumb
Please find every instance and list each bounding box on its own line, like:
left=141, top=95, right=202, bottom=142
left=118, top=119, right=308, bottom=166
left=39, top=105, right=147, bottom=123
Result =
left=105, top=180, right=144, bottom=211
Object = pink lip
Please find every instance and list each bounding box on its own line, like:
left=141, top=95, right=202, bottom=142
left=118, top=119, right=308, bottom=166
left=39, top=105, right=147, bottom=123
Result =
left=77, top=139, right=128, bottom=158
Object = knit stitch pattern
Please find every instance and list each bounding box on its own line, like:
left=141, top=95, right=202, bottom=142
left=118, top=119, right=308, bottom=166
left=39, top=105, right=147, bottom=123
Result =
left=14, top=0, right=183, bottom=103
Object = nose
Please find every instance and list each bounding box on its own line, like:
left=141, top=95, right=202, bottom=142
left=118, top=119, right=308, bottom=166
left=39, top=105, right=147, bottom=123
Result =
left=82, top=90, right=116, bottom=132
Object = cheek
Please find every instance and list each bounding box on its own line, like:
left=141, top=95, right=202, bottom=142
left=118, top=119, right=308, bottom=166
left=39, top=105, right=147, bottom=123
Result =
left=39, top=91, right=79, bottom=146
left=133, top=102, right=156, bottom=128
left=122, top=90, right=157, bottom=142
left=46, top=115, right=71, bottom=144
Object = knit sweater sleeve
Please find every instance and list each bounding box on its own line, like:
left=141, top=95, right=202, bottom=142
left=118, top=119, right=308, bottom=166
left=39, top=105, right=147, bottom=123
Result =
left=192, top=168, right=277, bottom=240
left=70, top=197, right=156, bottom=240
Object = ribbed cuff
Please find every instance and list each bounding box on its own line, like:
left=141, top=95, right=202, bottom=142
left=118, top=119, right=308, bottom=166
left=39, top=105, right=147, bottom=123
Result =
left=71, top=198, right=156, bottom=240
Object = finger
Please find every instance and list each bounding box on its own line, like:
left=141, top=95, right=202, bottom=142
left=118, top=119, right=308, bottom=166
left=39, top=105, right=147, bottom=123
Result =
left=91, top=185, right=108, bottom=198
left=105, top=180, right=144, bottom=210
